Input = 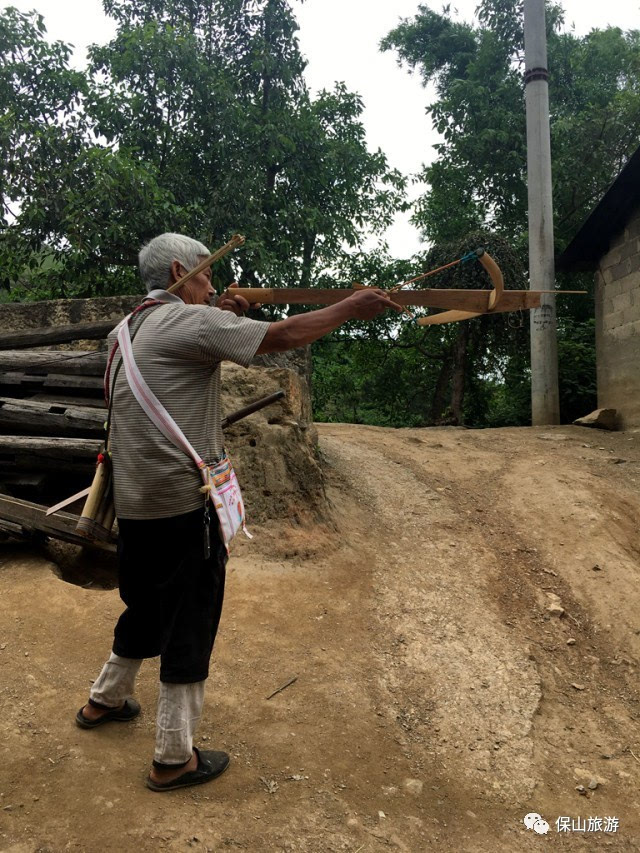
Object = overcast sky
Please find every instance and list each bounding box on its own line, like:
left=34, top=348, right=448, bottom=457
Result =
left=5, top=0, right=640, bottom=256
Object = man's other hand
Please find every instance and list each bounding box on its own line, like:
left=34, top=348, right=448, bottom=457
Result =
left=217, top=283, right=261, bottom=315
left=345, top=288, right=403, bottom=320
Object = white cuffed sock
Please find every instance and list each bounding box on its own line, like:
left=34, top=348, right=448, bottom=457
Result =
left=154, top=681, right=206, bottom=766
left=89, top=651, right=142, bottom=708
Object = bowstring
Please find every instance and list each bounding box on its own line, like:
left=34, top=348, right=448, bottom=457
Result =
left=387, top=250, right=480, bottom=324
left=389, top=250, right=478, bottom=294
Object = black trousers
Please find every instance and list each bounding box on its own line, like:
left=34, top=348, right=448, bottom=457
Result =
left=112, top=507, right=227, bottom=683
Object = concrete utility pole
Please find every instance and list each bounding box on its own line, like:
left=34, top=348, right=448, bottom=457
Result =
left=524, top=0, right=560, bottom=425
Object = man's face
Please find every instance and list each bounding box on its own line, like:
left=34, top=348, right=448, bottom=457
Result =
left=176, top=257, right=215, bottom=305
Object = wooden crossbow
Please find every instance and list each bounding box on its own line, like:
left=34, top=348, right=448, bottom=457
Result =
left=180, top=235, right=584, bottom=325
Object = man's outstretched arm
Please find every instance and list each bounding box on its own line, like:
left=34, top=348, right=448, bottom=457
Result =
left=255, top=289, right=402, bottom=353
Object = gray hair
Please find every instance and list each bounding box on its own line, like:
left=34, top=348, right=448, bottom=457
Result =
left=138, top=233, right=210, bottom=292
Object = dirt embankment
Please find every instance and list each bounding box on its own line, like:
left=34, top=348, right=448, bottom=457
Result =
left=1, top=423, right=640, bottom=852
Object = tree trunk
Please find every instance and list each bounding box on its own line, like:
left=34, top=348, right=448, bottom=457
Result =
left=262, top=0, right=278, bottom=196
left=450, top=324, right=470, bottom=425
left=430, top=355, right=453, bottom=423
left=299, top=232, right=316, bottom=289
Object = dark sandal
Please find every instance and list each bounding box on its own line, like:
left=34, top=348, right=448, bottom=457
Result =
left=75, top=698, right=141, bottom=729
left=146, top=747, right=230, bottom=792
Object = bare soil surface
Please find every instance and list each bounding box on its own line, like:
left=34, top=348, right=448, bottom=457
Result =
left=1, top=423, right=640, bottom=852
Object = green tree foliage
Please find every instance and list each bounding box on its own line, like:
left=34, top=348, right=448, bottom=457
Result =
left=1, top=0, right=633, bottom=428
left=382, top=0, right=640, bottom=245
left=381, top=0, right=640, bottom=424
left=0, top=1, right=405, bottom=298
left=312, top=231, right=528, bottom=427
left=0, top=8, right=90, bottom=291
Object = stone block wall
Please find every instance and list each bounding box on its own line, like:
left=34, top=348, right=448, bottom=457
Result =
left=594, top=204, right=640, bottom=428
left=0, top=295, right=139, bottom=344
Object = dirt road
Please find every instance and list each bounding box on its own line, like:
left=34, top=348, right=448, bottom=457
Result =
left=1, top=423, right=640, bottom=851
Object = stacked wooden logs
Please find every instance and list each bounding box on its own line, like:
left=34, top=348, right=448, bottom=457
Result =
left=0, top=321, right=114, bottom=468
left=0, top=319, right=115, bottom=549
left=0, top=308, right=300, bottom=549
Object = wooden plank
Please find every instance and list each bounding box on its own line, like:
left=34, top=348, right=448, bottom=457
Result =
left=231, top=287, right=543, bottom=311
left=0, top=350, right=107, bottom=376
left=29, top=394, right=106, bottom=409
left=41, top=374, right=104, bottom=391
left=0, top=388, right=284, bottom=446
left=0, top=436, right=101, bottom=472
left=0, top=519, right=26, bottom=535
left=0, top=397, right=105, bottom=436
left=0, top=492, right=115, bottom=551
left=0, top=320, right=118, bottom=350
left=0, top=372, right=104, bottom=395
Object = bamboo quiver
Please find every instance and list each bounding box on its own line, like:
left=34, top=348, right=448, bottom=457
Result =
left=76, top=451, right=115, bottom=542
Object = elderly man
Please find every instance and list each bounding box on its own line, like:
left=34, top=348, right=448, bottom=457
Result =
left=75, top=233, right=398, bottom=792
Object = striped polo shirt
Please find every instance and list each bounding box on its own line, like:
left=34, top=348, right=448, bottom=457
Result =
left=107, top=296, right=269, bottom=519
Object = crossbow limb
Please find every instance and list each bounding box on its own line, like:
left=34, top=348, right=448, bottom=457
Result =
left=415, top=248, right=504, bottom=326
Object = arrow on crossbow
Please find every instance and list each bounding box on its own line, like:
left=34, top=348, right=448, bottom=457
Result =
left=219, top=245, right=584, bottom=324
